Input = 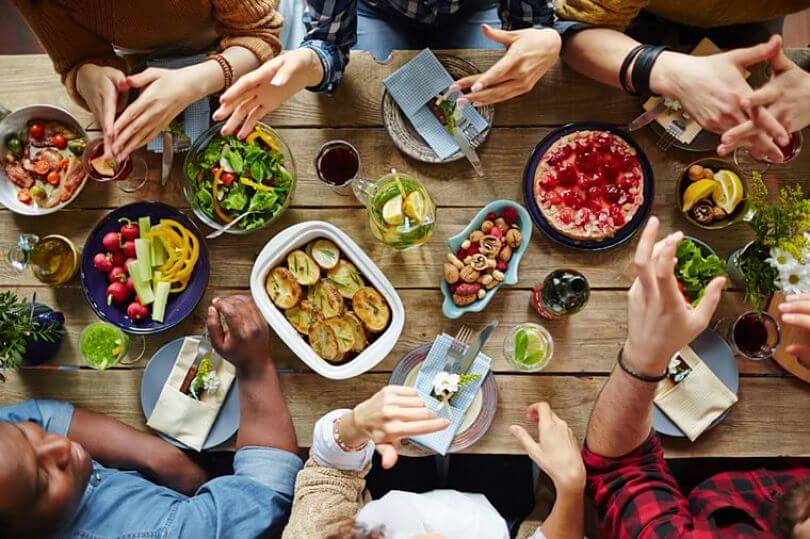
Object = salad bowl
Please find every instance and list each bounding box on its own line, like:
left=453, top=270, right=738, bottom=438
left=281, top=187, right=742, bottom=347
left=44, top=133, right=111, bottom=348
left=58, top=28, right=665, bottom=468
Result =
left=183, top=121, right=296, bottom=235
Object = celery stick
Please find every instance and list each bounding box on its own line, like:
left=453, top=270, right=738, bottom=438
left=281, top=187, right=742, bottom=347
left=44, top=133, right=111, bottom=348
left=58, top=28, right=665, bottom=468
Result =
left=152, top=281, right=171, bottom=323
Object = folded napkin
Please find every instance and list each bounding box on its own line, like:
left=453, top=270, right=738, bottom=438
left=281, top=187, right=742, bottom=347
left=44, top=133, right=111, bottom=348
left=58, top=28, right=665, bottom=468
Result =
left=654, top=345, right=737, bottom=442
left=145, top=54, right=210, bottom=153
left=383, top=49, right=489, bottom=161
left=409, top=334, right=491, bottom=455
left=147, top=337, right=236, bottom=451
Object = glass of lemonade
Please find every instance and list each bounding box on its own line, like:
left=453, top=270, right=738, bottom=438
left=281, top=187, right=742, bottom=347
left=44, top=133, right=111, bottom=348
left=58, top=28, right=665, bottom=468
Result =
left=504, top=323, right=554, bottom=372
left=6, top=233, right=79, bottom=285
left=351, top=168, right=436, bottom=250
left=79, top=322, right=144, bottom=369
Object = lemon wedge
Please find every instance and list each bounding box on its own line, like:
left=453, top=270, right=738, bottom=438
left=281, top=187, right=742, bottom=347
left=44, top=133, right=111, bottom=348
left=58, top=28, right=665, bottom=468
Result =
left=404, top=191, right=426, bottom=222
left=682, top=179, right=717, bottom=212
left=382, top=194, right=404, bottom=226
left=712, top=169, right=743, bottom=214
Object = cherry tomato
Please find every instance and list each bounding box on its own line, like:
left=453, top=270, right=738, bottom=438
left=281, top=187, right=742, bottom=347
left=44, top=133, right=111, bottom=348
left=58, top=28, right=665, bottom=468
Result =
left=28, top=122, right=45, bottom=139
left=17, top=189, right=31, bottom=204
left=220, top=172, right=236, bottom=186
left=31, top=161, right=50, bottom=176
left=47, top=171, right=60, bottom=185
left=59, top=158, right=70, bottom=170
left=52, top=133, right=67, bottom=149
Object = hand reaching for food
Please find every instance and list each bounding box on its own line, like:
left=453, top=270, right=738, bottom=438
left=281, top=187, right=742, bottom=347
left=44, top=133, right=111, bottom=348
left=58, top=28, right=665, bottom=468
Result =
left=453, top=25, right=561, bottom=106
left=779, top=293, right=810, bottom=368
left=75, top=63, right=128, bottom=159
left=206, top=295, right=273, bottom=375
left=214, top=49, right=324, bottom=139
left=337, top=386, right=449, bottom=469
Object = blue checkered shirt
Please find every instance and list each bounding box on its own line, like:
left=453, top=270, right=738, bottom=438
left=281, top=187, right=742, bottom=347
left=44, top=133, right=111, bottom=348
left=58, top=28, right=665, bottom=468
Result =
left=301, top=0, right=558, bottom=93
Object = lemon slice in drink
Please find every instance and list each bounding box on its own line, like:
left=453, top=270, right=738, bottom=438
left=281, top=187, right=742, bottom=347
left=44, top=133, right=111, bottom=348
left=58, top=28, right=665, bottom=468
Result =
left=382, top=194, right=404, bottom=226
left=712, top=169, right=743, bottom=214
left=404, top=191, right=427, bottom=222
left=682, top=179, right=717, bottom=212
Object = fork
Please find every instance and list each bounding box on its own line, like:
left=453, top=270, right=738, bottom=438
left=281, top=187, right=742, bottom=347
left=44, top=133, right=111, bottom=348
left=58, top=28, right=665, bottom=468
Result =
left=656, top=125, right=679, bottom=152
left=445, top=325, right=473, bottom=372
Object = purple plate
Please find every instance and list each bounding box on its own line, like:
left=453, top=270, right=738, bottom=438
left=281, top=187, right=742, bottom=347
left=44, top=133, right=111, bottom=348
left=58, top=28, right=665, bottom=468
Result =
left=80, top=202, right=210, bottom=335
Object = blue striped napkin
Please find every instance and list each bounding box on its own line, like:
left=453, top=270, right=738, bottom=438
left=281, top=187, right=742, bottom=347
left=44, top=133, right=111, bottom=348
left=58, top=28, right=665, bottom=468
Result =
left=409, top=333, right=491, bottom=455
left=383, top=49, right=489, bottom=161
left=144, top=54, right=210, bottom=152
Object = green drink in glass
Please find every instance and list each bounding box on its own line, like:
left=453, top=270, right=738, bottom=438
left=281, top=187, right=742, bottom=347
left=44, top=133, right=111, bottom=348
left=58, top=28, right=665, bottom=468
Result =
left=79, top=322, right=142, bottom=369
left=504, top=323, right=554, bottom=372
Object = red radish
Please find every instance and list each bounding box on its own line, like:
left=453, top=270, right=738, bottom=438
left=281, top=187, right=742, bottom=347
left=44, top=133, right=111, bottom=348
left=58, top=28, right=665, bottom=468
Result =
left=118, top=218, right=139, bottom=241
left=93, top=253, right=113, bottom=273
left=110, top=251, right=126, bottom=268
left=102, top=232, right=121, bottom=252
left=127, top=301, right=149, bottom=321
left=108, top=266, right=127, bottom=283
left=122, top=240, right=136, bottom=258
left=106, top=282, right=128, bottom=305
left=124, top=277, right=136, bottom=296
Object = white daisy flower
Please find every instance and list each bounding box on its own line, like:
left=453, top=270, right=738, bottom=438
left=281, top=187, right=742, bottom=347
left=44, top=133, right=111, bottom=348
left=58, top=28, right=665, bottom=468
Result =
left=432, top=371, right=460, bottom=398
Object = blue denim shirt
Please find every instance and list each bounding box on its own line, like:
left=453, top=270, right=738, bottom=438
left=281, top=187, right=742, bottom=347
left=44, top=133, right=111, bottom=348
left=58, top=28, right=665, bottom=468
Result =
left=1, top=400, right=303, bottom=539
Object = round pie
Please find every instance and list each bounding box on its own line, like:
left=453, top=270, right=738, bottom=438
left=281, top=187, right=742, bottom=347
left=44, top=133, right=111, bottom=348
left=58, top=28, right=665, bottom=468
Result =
left=533, top=130, right=645, bottom=242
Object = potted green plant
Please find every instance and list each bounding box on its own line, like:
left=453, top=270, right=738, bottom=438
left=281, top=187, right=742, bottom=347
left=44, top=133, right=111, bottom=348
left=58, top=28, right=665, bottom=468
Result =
left=0, top=291, right=65, bottom=381
left=727, top=172, right=810, bottom=311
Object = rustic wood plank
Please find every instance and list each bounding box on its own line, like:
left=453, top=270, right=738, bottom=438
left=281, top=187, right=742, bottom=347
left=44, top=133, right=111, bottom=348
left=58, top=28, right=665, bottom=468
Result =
left=1, top=286, right=784, bottom=375
left=1, top=369, right=807, bottom=457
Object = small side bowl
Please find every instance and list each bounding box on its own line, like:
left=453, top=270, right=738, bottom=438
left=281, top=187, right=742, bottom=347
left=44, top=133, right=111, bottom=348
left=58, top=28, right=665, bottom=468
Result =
left=675, top=157, right=751, bottom=230
left=441, top=200, right=532, bottom=319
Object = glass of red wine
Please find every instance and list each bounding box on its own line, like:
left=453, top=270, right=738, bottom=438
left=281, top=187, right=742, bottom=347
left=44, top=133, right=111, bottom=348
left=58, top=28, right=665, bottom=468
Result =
left=314, top=140, right=360, bottom=195
left=82, top=138, right=148, bottom=193
left=733, top=131, right=803, bottom=173
left=728, top=311, right=781, bottom=361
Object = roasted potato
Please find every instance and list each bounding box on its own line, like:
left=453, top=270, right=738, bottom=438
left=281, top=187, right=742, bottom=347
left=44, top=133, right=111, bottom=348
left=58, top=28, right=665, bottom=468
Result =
left=345, top=313, right=368, bottom=353
left=266, top=267, right=302, bottom=309
left=285, top=301, right=324, bottom=334
left=352, top=287, right=390, bottom=333
left=325, top=316, right=356, bottom=355
left=308, top=321, right=342, bottom=363
left=307, top=280, right=345, bottom=318
left=286, top=250, right=321, bottom=286
left=307, top=239, right=340, bottom=270
left=328, top=260, right=364, bottom=299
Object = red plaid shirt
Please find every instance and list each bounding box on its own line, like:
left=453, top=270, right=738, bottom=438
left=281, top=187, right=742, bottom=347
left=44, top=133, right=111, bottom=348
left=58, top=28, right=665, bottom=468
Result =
left=583, top=434, right=809, bottom=538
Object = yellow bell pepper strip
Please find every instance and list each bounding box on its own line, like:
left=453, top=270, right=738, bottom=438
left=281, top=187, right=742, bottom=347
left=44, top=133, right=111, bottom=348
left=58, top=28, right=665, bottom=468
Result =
left=211, top=169, right=233, bottom=224
left=246, top=130, right=278, bottom=153
left=239, top=177, right=275, bottom=192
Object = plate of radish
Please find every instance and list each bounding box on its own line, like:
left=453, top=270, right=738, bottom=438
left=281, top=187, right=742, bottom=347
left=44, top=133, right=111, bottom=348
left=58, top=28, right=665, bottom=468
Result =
left=80, top=202, right=210, bottom=334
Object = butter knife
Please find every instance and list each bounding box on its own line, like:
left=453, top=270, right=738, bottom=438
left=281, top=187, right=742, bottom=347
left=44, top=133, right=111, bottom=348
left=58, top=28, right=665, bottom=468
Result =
left=449, top=320, right=498, bottom=376
left=452, top=101, right=485, bottom=177
left=160, top=131, right=174, bottom=186
left=627, top=101, right=667, bottom=132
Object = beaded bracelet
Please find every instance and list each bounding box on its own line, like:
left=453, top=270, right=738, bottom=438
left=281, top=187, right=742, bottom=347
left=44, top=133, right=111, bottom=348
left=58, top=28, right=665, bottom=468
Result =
left=617, top=346, right=667, bottom=383
left=207, top=53, right=234, bottom=91
left=334, top=414, right=369, bottom=452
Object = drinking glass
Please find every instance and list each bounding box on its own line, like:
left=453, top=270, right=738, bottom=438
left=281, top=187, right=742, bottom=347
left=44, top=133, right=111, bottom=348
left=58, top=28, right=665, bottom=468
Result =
left=733, top=131, right=803, bottom=174
left=314, top=140, right=360, bottom=195
left=503, top=323, right=554, bottom=372
left=728, top=311, right=781, bottom=361
left=79, top=321, right=145, bottom=369
left=82, top=138, right=148, bottom=193
left=6, top=233, right=78, bottom=285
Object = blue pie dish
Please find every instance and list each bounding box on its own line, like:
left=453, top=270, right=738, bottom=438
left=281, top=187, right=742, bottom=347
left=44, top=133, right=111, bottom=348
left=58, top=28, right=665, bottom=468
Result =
left=522, top=122, right=655, bottom=251
left=441, top=200, right=532, bottom=319
left=80, top=202, right=210, bottom=335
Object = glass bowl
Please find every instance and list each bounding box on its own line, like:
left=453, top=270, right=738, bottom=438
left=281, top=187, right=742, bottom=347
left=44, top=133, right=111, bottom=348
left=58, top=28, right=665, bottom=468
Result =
left=182, top=121, right=296, bottom=235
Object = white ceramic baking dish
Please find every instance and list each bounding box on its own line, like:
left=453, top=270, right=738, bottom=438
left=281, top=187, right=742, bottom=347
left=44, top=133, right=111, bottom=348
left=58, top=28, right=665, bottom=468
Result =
left=250, top=221, right=405, bottom=379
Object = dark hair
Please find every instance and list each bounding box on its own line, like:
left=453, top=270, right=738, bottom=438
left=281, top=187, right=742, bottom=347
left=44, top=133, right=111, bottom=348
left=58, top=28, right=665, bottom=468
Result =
left=326, top=522, right=387, bottom=539
left=778, top=480, right=810, bottom=538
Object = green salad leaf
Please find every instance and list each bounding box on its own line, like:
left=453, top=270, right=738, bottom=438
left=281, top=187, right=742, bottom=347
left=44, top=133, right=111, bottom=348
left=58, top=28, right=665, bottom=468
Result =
left=675, top=239, right=726, bottom=305
left=224, top=147, right=244, bottom=174
left=221, top=183, right=248, bottom=211
left=248, top=190, right=279, bottom=213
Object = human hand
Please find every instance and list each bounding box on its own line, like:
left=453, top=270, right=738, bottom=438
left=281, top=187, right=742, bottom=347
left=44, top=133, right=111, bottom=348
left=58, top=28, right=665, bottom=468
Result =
left=624, top=217, right=725, bottom=376
left=338, top=386, right=449, bottom=469
left=75, top=63, right=128, bottom=159
left=454, top=25, right=561, bottom=106
left=111, top=67, right=201, bottom=162
left=778, top=293, right=810, bottom=368
left=207, top=295, right=272, bottom=376
left=718, top=50, right=810, bottom=160
left=650, top=35, right=786, bottom=147
left=510, top=402, right=585, bottom=494
left=214, top=48, right=324, bottom=139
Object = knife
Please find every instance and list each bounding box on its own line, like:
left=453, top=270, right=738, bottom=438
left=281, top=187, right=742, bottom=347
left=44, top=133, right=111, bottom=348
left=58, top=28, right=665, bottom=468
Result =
left=179, top=330, right=213, bottom=396
left=627, top=101, right=667, bottom=132
left=160, top=131, right=174, bottom=186
left=453, top=320, right=499, bottom=376
left=452, top=102, right=485, bottom=177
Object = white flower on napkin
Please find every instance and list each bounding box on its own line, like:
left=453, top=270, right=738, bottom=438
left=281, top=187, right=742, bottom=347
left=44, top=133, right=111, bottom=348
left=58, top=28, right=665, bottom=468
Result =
left=433, top=371, right=460, bottom=398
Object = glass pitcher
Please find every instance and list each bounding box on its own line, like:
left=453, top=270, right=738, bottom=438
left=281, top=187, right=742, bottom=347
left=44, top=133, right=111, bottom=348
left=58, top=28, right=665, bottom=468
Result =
left=351, top=169, right=436, bottom=250
left=6, top=234, right=79, bottom=285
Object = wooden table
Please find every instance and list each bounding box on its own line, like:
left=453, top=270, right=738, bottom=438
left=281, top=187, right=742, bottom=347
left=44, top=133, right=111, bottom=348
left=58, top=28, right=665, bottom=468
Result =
left=1, top=51, right=808, bottom=458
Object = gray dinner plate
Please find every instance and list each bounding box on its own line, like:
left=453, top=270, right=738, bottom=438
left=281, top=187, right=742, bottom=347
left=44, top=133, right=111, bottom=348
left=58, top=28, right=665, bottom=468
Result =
left=653, top=329, right=739, bottom=438
left=140, top=336, right=240, bottom=451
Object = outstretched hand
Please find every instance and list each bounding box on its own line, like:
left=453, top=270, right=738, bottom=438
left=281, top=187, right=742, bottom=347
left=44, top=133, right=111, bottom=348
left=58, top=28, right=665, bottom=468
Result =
left=778, top=293, right=810, bottom=368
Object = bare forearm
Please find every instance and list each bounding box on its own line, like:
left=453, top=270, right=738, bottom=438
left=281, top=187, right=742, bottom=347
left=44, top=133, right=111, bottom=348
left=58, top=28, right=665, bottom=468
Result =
left=181, top=46, right=260, bottom=100
left=237, top=360, right=298, bottom=453
left=540, top=489, right=584, bottom=539
left=562, top=29, right=642, bottom=88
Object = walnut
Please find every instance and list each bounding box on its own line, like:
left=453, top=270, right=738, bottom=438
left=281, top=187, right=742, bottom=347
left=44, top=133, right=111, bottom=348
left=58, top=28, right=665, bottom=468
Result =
left=479, top=235, right=502, bottom=256
left=469, top=230, right=484, bottom=243
left=470, top=254, right=489, bottom=271
left=505, top=229, right=522, bottom=248
left=443, top=263, right=460, bottom=284
left=499, top=245, right=513, bottom=262
left=460, top=266, right=480, bottom=283
left=453, top=293, right=478, bottom=306
left=691, top=200, right=714, bottom=224
left=494, top=217, right=509, bottom=232
left=447, top=253, right=464, bottom=269
left=480, top=220, right=494, bottom=233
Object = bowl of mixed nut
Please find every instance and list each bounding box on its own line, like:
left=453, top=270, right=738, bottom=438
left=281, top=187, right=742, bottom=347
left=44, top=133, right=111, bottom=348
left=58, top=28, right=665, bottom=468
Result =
left=441, top=200, right=532, bottom=319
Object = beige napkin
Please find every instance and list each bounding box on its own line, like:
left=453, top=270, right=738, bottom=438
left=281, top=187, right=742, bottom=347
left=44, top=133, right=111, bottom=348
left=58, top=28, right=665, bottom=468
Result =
left=654, top=345, right=737, bottom=442
left=147, top=337, right=236, bottom=451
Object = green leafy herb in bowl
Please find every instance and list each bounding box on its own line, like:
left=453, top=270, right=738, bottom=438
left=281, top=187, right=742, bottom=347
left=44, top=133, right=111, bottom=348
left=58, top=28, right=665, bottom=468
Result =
left=675, top=238, right=725, bottom=305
